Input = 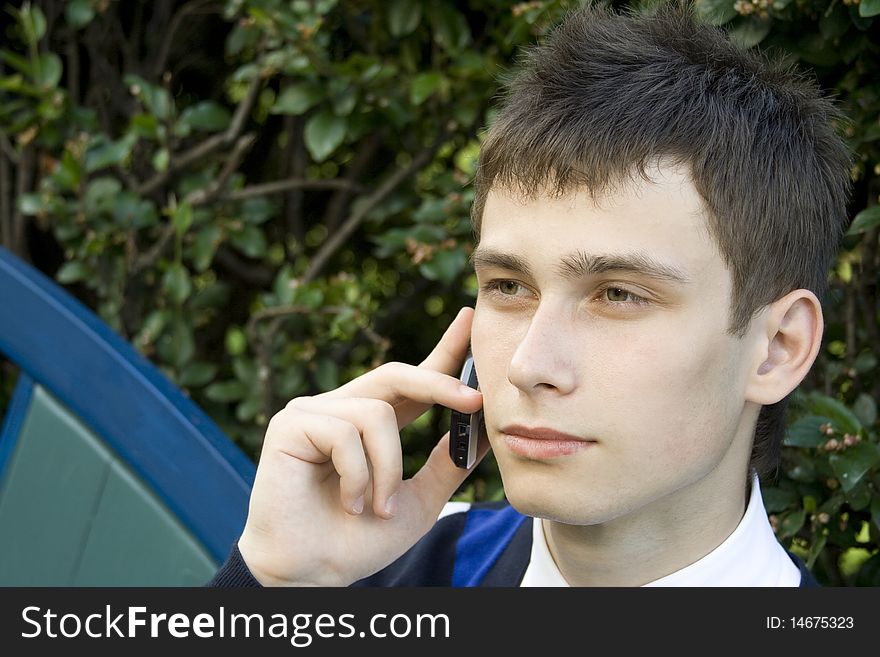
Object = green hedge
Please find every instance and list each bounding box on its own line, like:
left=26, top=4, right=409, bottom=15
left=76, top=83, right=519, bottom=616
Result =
left=1, top=0, right=878, bottom=585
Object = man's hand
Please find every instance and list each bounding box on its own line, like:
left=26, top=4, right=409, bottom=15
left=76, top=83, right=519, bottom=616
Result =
left=236, top=306, right=488, bottom=586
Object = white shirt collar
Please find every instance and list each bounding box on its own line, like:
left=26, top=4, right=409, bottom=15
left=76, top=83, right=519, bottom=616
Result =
left=520, top=473, right=802, bottom=586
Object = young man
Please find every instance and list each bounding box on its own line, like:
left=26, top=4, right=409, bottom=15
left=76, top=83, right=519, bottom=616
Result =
left=210, top=3, right=852, bottom=587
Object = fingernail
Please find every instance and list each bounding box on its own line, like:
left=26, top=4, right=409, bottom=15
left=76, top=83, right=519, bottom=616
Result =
left=459, top=385, right=481, bottom=396
left=352, top=495, right=364, bottom=515
left=384, top=493, right=398, bottom=517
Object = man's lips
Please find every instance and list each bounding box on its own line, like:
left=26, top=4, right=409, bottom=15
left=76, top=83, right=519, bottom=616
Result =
left=499, top=424, right=597, bottom=459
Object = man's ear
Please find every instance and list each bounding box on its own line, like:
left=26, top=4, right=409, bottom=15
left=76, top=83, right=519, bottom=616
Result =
left=745, top=289, right=824, bottom=406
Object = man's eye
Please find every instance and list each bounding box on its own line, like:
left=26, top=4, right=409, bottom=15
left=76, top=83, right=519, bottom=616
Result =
left=600, top=286, right=650, bottom=307
left=498, top=281, right=520, bottom=295
left=479, top=280, right=525, bottom=298
left=605, top=287, right=630, bottom=302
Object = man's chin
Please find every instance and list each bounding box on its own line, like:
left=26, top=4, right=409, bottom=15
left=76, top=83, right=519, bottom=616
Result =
left=498, top=472, right=615, bottom=526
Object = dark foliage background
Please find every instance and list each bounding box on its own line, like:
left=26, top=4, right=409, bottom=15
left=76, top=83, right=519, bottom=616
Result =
left=1, top=0, right=878, bottom=585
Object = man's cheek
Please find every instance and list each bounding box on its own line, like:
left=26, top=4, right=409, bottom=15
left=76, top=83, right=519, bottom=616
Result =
left=619, top=336, right=719, bottom=402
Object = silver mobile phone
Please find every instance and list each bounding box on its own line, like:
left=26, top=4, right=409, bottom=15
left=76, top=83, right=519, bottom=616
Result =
left=449, top=354, right=482, bottom=469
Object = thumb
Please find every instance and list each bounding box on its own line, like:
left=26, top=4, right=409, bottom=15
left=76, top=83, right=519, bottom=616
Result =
left=410, top=430, right=491, bottom=516
left=391, top=306, right=476, bottom=428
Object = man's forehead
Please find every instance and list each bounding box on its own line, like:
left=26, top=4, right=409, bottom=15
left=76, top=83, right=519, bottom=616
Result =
left=478, top=164, right=723, bottom=283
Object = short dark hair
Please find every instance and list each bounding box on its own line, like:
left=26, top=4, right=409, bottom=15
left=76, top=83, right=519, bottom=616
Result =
left=471, top=1, right=853, bottom=481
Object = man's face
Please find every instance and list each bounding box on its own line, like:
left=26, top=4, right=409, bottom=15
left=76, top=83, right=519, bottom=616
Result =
left=471, top=163, right=760, bottom=525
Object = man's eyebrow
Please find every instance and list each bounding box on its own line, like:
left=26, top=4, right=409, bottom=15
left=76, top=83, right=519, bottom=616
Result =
left=469, top=247, right=691, bottom=285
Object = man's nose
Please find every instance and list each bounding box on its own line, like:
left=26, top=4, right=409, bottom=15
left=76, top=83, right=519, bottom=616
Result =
left=506, top=302, right=577, bottom=394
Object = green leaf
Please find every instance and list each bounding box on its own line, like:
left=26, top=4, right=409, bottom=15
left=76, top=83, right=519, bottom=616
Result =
left=304, top=111, right=346, bottom=161
left=163, top=263, right=192, bottom=304
left=847, top=206, right=880, bottom=235
left=85, top=135, right=132, bottom=172
left=294, top=285, right=324, bottom=308
left=854, top=350, right=878, bottom=373
left=236, top=396, right=263, bottom=422
left=157, top=316, right=194, bottom=368
left=761, top=487, right=798, bottom=513
left=802, top=392, right=862, bottom=435
left=173, top=201, right=193, bottom=236
left=853, top=393, right=877, bottom=428
left=124, top=74, right=171, bottom=121
left=859, top=0, right=880, bottom=17
left=410, top=71, right=443, bottom=105
left=794, top=33, right=839, bottom=66
left=17, top=193, right=45, bottom=216
left=279, top=365, right=306, bottom=398
left=806, top=533, right=827, bottom=570
left=131, top=113, right=158, bottom=139
left=829, top=442, right=880, bottom=493
left=273, top=265, right=296, bottom=305
left=0, top=50, right=33, bottom=77
left=190, top=280, right=229, bottom=311
left=193, top=224, right=222, bottom=271
left=241, top=197, right=275, bottom=224
left=135, top=309, right=171, bottom=349
left=176, top=101, right=231, bottom=135
left=205, top=380, right=247, bottom=403
left=178, top=361, right=218, bottom=387
left=839, top=547, right=872, bottom=578
left=778, top=508, right=805, bottom=539
left=84, top=177, right=123, bottom=215
left=419, top=248, right=467, bottom=285
left=802, top=495, right=817, bottom=514
left=21, top=4, right=47, bottom=43
left=429, top=5, right=470, bottom=53
left=314, top=358, right=339, bottom=391
left=844, top=480, right=871, bottom=510
left=53, top=150, right=82, bottom=190
left=35, top=53, right=62, bottom=88
left=230, top=224, right=267, bottom=258
left=694, top=0, right=737, bottom=26
left=226, top=23, right=260, bottom=57
left=413, top=198, right=447, bottom=223
left=785, top=450, right=817, bottom=482
left=332, top=86, right=358, bottom=116
left=233, top=357, right=259, bottom=385
left=114, top=196, right=158, bottom=228
left=65, top=0, right=95, bottom=29
left=388, top=0, right=422, bottom=37
left=56, top=261, right=89, bottom=284
left=0, top=75, right=26, bottom=95
left=152, top=148, right=169, bottom=172
left=271, top=83, right=323, bottom=115
left=819, top=5, right=851, bottom=40
left=784, top=415, right=830, bottom=448
left=728, top=16, right=772, bottom=48
left=226, top=326, right=247, bottom=356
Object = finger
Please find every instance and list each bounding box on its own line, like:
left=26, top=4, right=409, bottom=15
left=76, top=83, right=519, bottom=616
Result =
left=400, top=306, right=475, bottom=424
left=266, top=408, right=370, bottom=515
left=410, top=430, right=492, bottom=517
left=286, top=396, right=405, bottom=518
left=318, top=362, right=483, bottom=426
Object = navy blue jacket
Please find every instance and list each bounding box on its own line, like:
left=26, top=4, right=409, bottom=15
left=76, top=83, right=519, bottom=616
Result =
left=208, top=501, right=819, bottom=587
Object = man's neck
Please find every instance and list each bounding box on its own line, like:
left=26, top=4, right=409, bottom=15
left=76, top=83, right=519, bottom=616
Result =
left=542, top=468, right=751, bottom=587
